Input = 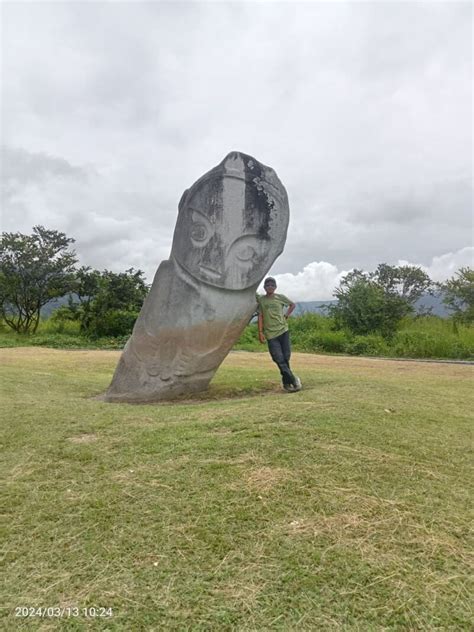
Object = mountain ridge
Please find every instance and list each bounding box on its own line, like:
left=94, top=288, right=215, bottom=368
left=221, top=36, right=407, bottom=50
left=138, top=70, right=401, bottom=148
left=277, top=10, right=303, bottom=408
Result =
left=41, top=293, right=451, bottom=318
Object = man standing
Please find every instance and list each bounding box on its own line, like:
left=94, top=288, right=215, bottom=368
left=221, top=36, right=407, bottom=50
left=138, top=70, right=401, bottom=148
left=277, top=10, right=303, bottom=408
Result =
left=257, top=277, right=302, bottom=392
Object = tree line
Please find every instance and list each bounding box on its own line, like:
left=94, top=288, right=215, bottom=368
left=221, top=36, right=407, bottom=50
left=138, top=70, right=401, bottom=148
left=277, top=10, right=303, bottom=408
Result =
left=1, top=226, right=473, bottom=337
left=0, top=226, right=147, bottom=337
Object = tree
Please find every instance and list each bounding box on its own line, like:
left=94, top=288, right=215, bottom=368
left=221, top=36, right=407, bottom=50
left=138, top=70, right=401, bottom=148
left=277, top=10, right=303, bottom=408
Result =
left=331, top=264, right=433, bottom=338
left=91, top=268, right=148, bottom=313
left=440, top=267, right=474, bottom=323
left=65, top=266, right=103, bottom=332
left=0, top=226, right=77, bottom=333
left=77, top=268, right=148, bottom=337
left=375, top=263, right=432, bottom=304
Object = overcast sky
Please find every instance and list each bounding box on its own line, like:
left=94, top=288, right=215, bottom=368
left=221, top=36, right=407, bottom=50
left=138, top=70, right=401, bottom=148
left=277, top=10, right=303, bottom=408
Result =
left=1, top=0, right=472, bottom=300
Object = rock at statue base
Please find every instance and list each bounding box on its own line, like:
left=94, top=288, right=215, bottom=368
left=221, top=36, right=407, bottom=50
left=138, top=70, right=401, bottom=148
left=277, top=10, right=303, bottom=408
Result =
left=104, top=151, right=289, bottom=402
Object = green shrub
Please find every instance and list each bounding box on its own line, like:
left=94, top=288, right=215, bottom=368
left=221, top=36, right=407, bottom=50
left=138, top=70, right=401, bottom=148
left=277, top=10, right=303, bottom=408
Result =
left=290, top=312, right=335, bottom=350
left=234, top=323, right=260, bottom=350
left=95, top=335, right=130, bottom=349
left=300, top=330, right=348, bottom=353
left=39, top=317, right=81, bottom=335
left=0, top=331, right=129, bottom=350
left=390, top=330, right=473, bottom=359
left=332, top=277, right=409, bottom=338
left=87, top=309, right=138, bottom=338
left=290, top=312, right=331, bottom=336
left=28, top=334, right=93, bottom=349
left=391, top=331, right=437, bottom=358
left=345, top=334, right=389, bottom=356
left=49, top=305, right=78, bottom=321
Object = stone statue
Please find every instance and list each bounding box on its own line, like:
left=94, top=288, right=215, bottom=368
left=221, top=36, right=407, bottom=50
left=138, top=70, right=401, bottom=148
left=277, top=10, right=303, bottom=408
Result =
left=104, top=151, right=289, bottom=402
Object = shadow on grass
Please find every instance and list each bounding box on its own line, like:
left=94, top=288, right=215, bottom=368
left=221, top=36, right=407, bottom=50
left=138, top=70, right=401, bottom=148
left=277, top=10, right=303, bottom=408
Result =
left=89, top=380, right=310, bottom=406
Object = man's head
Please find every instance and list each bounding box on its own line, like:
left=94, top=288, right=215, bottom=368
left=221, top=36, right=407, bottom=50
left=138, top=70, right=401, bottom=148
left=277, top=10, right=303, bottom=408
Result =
left=264, top=277, right=277, bottom=295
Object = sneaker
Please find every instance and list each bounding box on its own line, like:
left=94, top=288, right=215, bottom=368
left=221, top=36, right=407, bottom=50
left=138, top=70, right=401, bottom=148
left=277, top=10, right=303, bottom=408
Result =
left=293, top=376, right=302, bottom=392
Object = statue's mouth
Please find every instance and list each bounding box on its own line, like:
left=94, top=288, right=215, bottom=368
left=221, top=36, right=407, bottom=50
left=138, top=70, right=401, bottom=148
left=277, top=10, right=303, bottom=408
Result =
left=200, top=265, right=221, bottom=279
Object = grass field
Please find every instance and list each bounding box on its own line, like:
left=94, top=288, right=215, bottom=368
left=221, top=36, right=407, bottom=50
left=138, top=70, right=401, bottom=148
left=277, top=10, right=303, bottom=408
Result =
left=1, top=348, right=473, bottom=630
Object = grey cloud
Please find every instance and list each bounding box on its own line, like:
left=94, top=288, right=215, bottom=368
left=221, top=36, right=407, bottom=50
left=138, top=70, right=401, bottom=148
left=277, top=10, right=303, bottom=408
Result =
left=350, top=178, right=472, bottom=226
left=1, top=2, right=472, bottom=292
left=1, top=146, right=87, bottom=185
left=0, top=146, right=90, bottom=222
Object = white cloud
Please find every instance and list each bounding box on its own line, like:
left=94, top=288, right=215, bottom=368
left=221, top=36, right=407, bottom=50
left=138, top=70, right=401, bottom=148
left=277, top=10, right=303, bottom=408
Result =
left=398, top=247, right=474, bottom=283
left=262, top=247, right=474, bottom=302
left=266, top=262, right=350, bottom=302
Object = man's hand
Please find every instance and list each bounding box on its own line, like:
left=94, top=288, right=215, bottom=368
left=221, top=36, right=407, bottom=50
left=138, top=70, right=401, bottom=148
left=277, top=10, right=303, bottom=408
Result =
left=259, top=333, right=266, bottom=344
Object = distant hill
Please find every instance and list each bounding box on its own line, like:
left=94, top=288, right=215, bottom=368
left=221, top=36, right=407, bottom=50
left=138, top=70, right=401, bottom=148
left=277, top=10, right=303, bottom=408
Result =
left=296, top=293, right=450, bottom=318
left=40, top=295, right=75, bottom=317
left=413, top=293, right=450, bottom=317
left=294, top=300, right=334, bottom=316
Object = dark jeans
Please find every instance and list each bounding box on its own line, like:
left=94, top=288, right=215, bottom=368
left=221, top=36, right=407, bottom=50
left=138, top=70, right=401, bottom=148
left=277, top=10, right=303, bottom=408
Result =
left=267, top=330, right=296, bottom=386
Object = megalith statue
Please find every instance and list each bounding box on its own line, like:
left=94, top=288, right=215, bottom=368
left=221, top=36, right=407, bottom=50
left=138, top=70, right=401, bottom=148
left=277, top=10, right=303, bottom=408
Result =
left=104, top=151, right=289, bottom=402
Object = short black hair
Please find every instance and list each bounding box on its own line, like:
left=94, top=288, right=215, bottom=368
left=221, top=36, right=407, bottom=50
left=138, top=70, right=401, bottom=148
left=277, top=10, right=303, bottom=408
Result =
left=264, top=277, right=276, bottom=286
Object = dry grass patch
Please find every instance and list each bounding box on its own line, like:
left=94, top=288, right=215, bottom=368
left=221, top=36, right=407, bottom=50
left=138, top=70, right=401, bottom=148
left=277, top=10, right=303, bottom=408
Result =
left=211, top=577, right=266, bottom=613
left=317, top=441, right=452, bottom=480
left=6, top=460, right=36, bottom=482
left=286, top=512, right=365, bottom=536
left=209, top=543, right=273, bottom=614
left=210, top=426, right=233, bottom=435
left=281, top=495, right=471, bottom=571
left=285, top=508, right=391, bottom=539
left=243, top=466, right=294, bottom=493
left=203, top=452, right=261, bottom=466
left=66, top=433, right=98, bottom=444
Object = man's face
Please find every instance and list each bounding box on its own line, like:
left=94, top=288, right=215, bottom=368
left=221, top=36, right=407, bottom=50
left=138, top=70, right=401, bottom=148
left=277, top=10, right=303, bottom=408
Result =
left=264, top=282, right=276, bottom=295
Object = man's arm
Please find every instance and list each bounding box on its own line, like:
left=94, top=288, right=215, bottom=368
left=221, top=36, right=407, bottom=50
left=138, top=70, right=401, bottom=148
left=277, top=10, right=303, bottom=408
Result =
left=285, top=302, right=296, bottom=319
left=258, top=311, right=265, bottom=343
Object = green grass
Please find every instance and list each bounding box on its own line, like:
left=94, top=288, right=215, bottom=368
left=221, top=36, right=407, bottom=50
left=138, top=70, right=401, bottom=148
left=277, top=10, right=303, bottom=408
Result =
left=234, top=315, right=474, bottom=360
left=1, top=314, right=473, bottom=360
left=0, top=323, right=126, bottom=350
left=1, top=348, right=473, bottom=630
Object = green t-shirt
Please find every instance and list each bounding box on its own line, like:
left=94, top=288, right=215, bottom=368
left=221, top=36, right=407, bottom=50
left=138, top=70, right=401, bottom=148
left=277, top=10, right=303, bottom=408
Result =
left=257, top=293, right=293, bottom=340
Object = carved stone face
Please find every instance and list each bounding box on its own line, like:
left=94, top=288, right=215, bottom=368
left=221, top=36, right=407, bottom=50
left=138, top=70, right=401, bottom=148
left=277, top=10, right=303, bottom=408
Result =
left=171, top=152, right=289, bottom=290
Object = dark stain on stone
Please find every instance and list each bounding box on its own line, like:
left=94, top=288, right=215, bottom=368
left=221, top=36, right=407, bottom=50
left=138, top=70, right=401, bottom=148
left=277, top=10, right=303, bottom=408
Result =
left=204, top=175, right=222, bottom=224
left=242, top=153, right=273, bottom=240
left=201, top=233, right=225, bottom=271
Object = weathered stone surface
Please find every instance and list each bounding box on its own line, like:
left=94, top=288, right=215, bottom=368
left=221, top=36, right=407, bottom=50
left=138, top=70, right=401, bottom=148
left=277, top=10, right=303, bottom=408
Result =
left=104, top=151, right=289, bottom=402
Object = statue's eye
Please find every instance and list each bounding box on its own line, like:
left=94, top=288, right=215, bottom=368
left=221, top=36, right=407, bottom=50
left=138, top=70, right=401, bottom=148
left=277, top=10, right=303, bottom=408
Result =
left=228, top=234, right=261, bottom=264
left=236, top=245, right=256, bottom=261
left=188, top=209, right=213, bottom=246
left=190, top=223, right=208, bottom=242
